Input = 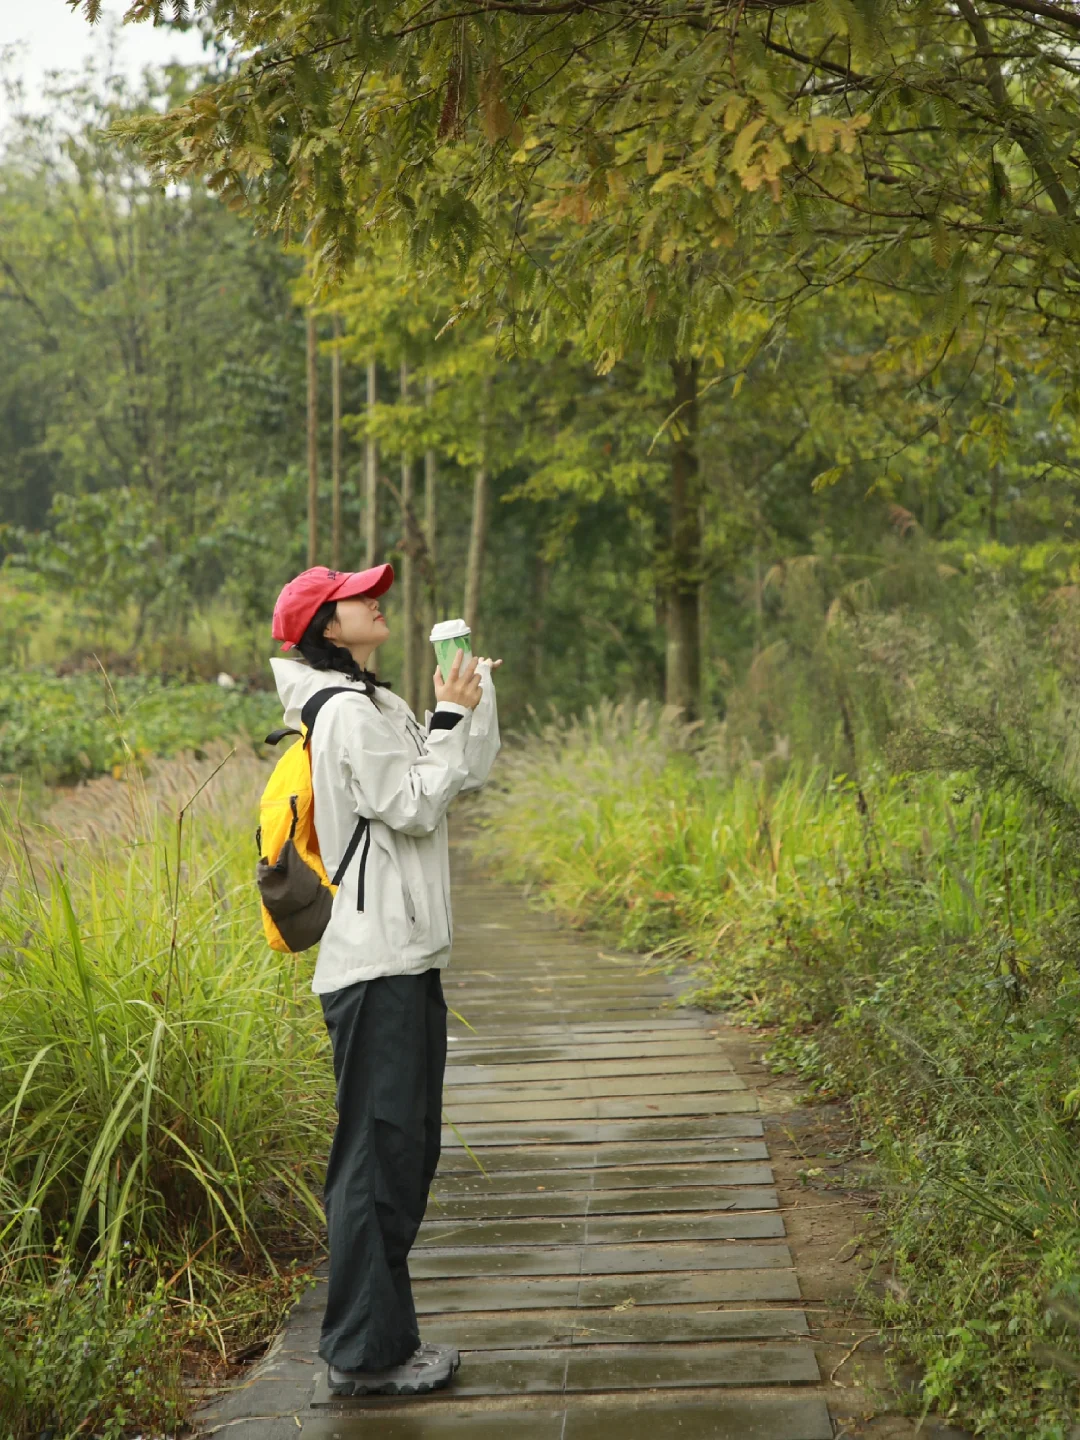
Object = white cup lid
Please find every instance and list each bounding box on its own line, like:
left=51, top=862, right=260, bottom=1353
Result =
left=429, top=618, right=471, bottom=642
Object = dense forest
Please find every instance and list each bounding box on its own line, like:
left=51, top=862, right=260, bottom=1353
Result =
left=4, top=0, right=1080, bottom=1434
left=5, top=26, right=1080, bottom=730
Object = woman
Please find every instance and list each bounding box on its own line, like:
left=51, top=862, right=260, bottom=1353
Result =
left=269, top=563, right=501, bottom=1397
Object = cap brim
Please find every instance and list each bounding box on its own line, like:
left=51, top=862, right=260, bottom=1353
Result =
left=328, top=563, right=395, bottom=602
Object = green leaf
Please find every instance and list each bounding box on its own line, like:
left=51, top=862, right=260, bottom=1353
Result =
left=812, top=464, right=847, bottom=491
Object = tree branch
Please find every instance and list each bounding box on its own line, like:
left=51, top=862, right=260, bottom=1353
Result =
left=984, top=0, right=1080, bottom=32
left=955, top=0, right=1073, bottom=218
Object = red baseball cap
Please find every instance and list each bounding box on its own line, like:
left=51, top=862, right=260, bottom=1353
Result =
left=272, top=564, right=395, bottom=649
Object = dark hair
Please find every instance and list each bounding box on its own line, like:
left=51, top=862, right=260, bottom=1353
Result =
left=296, top=601, right=367, bottom=682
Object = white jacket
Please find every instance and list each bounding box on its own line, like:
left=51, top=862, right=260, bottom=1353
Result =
left=270, top=657, right=500, bottom=994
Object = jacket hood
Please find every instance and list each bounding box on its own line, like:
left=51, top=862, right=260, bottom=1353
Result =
left=270, top=657, right=380, bottom=730
left=270, top=659, right=406, bottom=731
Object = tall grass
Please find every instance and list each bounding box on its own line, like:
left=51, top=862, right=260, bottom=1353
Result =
left=1, top=749, right=331, bottom=1438
left=475, top=699, right=1080, bottom=1437
left=480, top=700, right=1058, bottom=952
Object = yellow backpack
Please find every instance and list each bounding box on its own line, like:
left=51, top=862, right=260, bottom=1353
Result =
left=256, top=687, right=370, bottom=953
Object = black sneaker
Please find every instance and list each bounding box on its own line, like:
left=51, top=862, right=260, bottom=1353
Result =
left=328, top=1342, right=461, bottom=1396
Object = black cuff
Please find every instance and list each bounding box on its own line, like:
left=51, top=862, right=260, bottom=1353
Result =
left=429, top=712, right=464, bottom=732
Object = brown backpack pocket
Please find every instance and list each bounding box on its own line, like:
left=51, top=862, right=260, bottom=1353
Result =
left=257, top=840, right=334, bottom=953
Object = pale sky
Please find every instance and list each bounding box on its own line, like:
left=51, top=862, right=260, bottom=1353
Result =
left=0, top=1, right=208, bottom=121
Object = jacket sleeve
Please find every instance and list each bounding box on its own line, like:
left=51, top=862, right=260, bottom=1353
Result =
left=460, top=660, right=501, bottom=793
left=330, top=696, right=473, bottom=837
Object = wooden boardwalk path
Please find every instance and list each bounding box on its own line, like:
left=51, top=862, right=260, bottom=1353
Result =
left=198, top=854, right=836, bottom=1438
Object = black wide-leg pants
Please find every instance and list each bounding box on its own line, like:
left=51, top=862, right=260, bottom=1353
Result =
left=318, top=969, right=447, bottom=1372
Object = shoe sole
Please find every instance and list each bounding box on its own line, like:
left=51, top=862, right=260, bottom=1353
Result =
left=329, top=1354, right=461, bottom=1397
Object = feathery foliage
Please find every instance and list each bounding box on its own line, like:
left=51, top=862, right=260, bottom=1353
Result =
left=93, top=0, right=1080, bottom=369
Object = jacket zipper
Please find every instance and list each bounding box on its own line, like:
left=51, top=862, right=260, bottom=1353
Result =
left=442, top=881, right=452, bottom=945
left=401, top=713, right=448, bottom=939
left=403, top=718, right=424, bottom=929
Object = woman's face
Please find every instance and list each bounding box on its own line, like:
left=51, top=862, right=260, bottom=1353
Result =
left=324, top=595, right=389, bottom=654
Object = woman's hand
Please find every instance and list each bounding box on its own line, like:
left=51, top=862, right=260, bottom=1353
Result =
left=434, top=649, right=484, bottom=710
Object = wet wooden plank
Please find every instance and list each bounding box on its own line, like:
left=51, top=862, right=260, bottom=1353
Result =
left=440, top=1116, right=766, bottom=1146
left=429, top=1186, right=778, bottom=1221
left=411, top=1241, right=792, bottom=1279
left=564, top=1342, right=819, bottom=1390
left=432, top=1163, right=774, bottom=1196
left=445, top=1040, right=732, bottom=1064
left=413, top=1268, right=801, bottom=1313
left=443, top=1074, right=748, bottom=1103
left=312, top=1343, right=816, bottom=1403
left=445, top=1056, right=735, bottom=1084
left=417, top=1211, right=787, bottom=1249
left=419, top=1305, right=810, bottom=1350
left=435, top=1139, right=770, bottom=1172
left=562, top=1399, right=835, bottom=1440
left=305, top=1398, right=834, bottom=1440
left=446, top=1024, right=705, bottom=1046
left=443, top=1093, right=758, bottom=1123
left=304, top=1411, right=563, bottom=1438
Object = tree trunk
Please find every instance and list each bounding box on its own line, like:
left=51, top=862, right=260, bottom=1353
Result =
left=306, top=309, right=319, bottom=568
left=424, top=373, right=438, bottom=640
left=530, top=542, right=549, bottom=687
left=665, top=357, right=702, bottom=719
left=400, top=360, right=424, bottom=715
left=365, top=359, right=380, bottom=567
left=697, top=503, right=709, bottom=716
left=752, top=546, right=764, bottom=653
left=923, top=479, right=939, bottom=537
left=464, top=379, right=491, bottom=638
left=331, top=312, right=343, bottom=569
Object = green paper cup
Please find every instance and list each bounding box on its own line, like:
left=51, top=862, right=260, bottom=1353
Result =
left=430, top=619, right=472, bottom=681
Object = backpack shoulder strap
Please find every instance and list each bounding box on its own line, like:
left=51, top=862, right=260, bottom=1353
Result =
left=330, top=813, right=369, bottom=888
left=264, top=725, right=301, bottom=746
left=263, top=685, right=372, bottom=748
left=302, top=686, right=372, bottom=895
left=300, top=686, right=371, bottom=748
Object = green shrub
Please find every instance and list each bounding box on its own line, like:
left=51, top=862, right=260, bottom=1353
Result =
left=0, top=1268, right=182, bottom=1440
left=0, top=669, right=279, bottom=782
left=0, top=586, right=45, bottom=669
